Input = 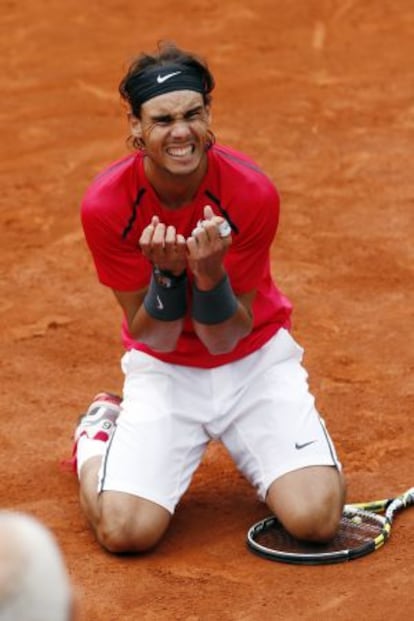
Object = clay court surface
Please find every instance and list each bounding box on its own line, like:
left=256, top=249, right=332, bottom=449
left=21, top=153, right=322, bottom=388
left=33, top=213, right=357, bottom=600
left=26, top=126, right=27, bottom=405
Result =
left=1, top=0, right=413, bottom=618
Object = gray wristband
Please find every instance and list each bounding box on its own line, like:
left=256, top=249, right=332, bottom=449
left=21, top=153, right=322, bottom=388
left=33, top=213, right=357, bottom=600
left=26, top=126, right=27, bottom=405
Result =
left=192, top=274, right=238, bottom=325
left=144, top=272, right=187, bottom=321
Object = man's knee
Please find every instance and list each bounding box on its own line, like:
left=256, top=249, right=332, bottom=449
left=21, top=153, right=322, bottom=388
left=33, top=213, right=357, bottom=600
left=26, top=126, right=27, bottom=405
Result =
left=281, top=500, right=341, bottom=542
left=267, top=466, right=345, bottom=543
left=96, top=493, right=171, bottom=554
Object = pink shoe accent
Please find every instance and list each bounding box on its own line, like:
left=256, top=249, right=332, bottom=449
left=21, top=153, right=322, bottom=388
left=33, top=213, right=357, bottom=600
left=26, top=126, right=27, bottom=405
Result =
left=61, top=392, right=121, bottom=474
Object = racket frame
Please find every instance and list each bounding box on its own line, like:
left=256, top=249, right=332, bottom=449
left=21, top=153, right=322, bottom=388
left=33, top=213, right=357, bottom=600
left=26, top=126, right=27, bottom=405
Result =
left=246, top=487, right=414, bottom=565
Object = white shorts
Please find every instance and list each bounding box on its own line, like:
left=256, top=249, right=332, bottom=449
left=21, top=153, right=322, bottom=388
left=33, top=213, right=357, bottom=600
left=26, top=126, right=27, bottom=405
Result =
left=98, top=328, right=341, bottom=514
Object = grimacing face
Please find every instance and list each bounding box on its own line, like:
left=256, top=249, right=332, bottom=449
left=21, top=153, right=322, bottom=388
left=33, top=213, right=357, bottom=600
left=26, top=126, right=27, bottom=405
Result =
left=130, top=90, right=211, bottom=178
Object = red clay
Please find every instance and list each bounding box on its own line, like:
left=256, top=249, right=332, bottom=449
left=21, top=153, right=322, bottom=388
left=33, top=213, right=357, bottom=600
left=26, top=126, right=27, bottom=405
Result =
left=1, top=1, right=413, bottom=619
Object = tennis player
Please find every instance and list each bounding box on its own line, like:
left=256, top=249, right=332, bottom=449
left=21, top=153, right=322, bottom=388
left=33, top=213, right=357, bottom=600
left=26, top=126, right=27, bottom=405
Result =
left=70, top=41, right=346, bottom=553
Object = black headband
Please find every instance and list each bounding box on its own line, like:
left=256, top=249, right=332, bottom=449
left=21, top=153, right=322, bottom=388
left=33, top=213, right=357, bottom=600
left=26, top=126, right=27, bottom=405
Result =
left=126, top=63, right=206, bottom=112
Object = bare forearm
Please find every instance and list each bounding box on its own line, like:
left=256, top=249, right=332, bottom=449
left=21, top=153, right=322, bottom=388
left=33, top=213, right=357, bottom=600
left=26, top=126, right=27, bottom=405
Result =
left=129, top=307, right=184, bottom=352
left=193, top=300, right=253, bottom=355
left=112, top=286, right=185, bottom=353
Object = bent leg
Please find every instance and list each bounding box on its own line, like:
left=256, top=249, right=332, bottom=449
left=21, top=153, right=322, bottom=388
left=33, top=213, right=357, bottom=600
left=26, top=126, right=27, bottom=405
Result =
left=79, top=458, right=171, bottom=553
left=219, top=330, right=346, bottom=542
left=76, top=352, right=211, bottom=553
left=266, top=465, right=346, bottom=542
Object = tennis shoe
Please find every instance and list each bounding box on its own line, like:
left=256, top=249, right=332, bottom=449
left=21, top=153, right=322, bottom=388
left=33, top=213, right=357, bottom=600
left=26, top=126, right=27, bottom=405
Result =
left=63, top=391, right=122, bottom=473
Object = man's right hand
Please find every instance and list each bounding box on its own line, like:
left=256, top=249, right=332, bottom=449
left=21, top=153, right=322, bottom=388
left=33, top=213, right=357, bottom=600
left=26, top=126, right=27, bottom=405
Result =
left=139, top=216, right=187, bottom=276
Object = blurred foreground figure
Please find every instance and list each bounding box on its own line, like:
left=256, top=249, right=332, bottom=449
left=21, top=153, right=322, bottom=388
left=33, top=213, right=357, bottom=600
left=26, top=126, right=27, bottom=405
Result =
left=0, top=512, right=73, bottom=621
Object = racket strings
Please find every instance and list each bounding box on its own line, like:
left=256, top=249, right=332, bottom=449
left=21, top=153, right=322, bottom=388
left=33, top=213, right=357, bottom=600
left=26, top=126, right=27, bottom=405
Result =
left=247, top=488, right=414, bottom=564
left=339, top=511, right=385, bottom=546
left=252, top=511, right=385, bottom=555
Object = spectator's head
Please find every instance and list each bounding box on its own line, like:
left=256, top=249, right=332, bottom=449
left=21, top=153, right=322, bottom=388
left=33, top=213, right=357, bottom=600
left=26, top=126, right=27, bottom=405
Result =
left=0, top=511, right=73, bottom=621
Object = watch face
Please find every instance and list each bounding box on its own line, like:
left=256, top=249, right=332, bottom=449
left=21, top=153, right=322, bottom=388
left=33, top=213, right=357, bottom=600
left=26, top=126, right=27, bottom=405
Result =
left=156, top=273, right=172, bottom=288
left=153, top=267, right=186, bottom=288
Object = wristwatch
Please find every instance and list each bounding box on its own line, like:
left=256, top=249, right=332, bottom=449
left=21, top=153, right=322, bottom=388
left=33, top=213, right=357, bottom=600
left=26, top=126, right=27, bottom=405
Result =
left=153, top=266, right=187, bottom=289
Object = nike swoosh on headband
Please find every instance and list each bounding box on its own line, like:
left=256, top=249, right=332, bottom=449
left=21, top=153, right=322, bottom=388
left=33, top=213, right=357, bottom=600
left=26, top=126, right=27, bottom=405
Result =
left=156, top=71, right=182, bottom=84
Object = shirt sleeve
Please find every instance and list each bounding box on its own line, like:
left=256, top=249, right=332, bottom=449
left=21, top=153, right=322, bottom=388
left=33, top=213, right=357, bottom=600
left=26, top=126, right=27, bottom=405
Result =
left=224, top=181, right=280, bottom=293
left=81, top=195, right=151, bottom=292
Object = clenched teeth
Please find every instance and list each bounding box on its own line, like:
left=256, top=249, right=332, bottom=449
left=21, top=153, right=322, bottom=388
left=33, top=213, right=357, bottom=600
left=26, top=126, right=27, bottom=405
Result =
left=167, top=145, right=194, bottom=157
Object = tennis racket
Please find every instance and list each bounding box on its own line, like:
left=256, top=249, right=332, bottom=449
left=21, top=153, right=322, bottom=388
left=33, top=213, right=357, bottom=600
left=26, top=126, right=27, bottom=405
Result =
left=246, top=487, right=414, bottom=565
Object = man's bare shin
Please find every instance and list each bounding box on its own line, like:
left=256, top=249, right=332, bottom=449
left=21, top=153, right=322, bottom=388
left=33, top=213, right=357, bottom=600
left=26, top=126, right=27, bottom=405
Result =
left=78, top=456, right=103, bottom=529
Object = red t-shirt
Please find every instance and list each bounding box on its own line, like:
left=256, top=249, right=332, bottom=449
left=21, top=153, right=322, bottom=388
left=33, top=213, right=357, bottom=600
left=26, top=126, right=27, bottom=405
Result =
left=81, top=144, right=292, bottom=367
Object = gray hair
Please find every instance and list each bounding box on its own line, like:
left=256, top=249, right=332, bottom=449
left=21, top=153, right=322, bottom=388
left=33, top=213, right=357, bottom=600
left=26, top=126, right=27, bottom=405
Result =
left=0, top=512, right=72, bottom=621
